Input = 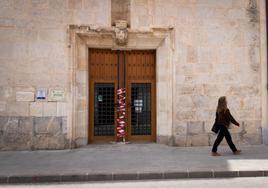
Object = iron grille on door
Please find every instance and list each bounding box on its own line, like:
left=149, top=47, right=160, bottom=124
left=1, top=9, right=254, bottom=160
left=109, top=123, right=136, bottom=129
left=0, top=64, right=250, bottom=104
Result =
left=131, top=83, right=151, bottom=135
left=94, top=83, right=115, bottom=136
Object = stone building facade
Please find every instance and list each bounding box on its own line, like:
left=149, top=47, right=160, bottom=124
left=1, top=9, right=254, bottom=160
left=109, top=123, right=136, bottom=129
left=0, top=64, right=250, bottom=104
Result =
left=0, top=0, right=267, bottom=150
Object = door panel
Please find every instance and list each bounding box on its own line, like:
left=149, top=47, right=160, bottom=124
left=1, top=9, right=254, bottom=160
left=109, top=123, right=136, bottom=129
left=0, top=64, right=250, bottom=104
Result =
left=88, top=49, right=156, bottom=143
left=126, top=50, right=156, bottom=142
left=88, top=49, right=118, bottom=143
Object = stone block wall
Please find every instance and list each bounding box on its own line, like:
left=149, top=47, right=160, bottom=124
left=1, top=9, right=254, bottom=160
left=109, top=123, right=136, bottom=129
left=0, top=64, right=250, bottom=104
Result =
left=0, top=0, right=110, bottom=150
left=0, top=0, right=266, bottom=149
left=131, top=0, right=264, bottom=146
left=0, top=116, right=68, bottom=150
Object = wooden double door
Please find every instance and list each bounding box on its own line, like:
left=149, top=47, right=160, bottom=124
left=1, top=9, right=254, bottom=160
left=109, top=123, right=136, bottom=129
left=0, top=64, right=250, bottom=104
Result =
left=88, top=48, right=156, bottom=143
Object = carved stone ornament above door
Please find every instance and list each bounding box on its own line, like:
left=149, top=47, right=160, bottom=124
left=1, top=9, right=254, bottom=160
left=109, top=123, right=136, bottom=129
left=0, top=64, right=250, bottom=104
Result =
left=114, top=20, right=128, bottom=46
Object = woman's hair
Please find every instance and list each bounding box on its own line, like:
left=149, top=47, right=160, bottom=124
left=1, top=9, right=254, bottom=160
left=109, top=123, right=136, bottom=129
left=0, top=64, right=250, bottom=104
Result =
left=216, top=96, right=227, bottom=113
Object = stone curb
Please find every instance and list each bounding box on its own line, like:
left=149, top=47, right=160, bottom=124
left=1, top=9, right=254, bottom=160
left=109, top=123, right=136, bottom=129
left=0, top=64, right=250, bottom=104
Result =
left=0, top=170, right=268, bottom=184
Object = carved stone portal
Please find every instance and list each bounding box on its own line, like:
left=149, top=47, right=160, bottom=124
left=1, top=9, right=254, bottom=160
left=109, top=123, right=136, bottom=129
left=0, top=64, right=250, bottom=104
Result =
left=114, top=20, right=128, bottom=46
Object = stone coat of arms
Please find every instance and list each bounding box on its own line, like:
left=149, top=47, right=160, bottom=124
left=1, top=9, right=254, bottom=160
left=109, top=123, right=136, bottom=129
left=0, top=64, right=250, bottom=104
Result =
left=114, top=20, right=128, bottom=46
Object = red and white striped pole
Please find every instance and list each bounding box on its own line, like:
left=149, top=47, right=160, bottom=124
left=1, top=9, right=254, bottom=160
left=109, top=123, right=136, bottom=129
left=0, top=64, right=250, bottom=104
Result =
left=116, top=87, right=126, bottom=142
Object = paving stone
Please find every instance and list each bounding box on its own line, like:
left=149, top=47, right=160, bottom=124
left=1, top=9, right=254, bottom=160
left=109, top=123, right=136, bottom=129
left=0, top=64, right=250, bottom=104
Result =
left=87, top=174, right=113, bottom=181
left=163, top=172, right=188, bottom=179
left=139, top=172, right=163, bottom=180
left=189, top=171, right=213, bottom=178
left=263, top=171, right=268, bottom=176
left=61, top=174, right=88, bottom=182
left=239, top=170, right=264, bottom=177
left=8, top=176, right=35, bottom=184
left=33, top=175, right=61, bottom=183
left=9, top=175, right=62, bottom=183
left=214, top=171, right=239, bottom=178
left=0, top=177, right=7, bottom=183
left=113, top=173, right=138, bottom=180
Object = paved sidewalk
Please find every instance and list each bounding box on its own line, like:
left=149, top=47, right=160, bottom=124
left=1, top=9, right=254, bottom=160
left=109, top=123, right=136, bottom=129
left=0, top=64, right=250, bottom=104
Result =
left=0, top=144, right=268, bottom=183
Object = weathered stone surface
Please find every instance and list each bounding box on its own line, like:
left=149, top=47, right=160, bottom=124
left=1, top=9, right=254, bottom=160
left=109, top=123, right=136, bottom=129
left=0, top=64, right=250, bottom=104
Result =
left=111, top=0, right=130, bottom=26
left=77, top=99, right=87, bottom=111
left=34, top=117, right=62, bottom=135
left=242, top=133, right=262, bottom=145
left=243, top=120, right=261, bottom=134
left=61, top=116, right=68, bottom=134
left=157, top=135, right=174, bottom=146
left=0, top=101, right=6, bottom=112
left=74, top=137, right=88, bottom=147
left=174, top=135, right=187, bottom=147
left=0, top=117, right=33, bottom=150
left=76, top=70, right=87, bottom=84
left=7, top=102, right=29, bottom=116
left=189, top=134, right=209, bottom=146
left=56, top=102, right=67, bottom=117
left=208, top=133, right=217, bottom=146
left=76, top=111, right=87, bottom=138
left=192, top=96, right=211, bottom=108
left=176, top=110, right=196, bottom=121
left=0, top=0, right=265, bottom=149
left=30, top=102, right=43, bottom=117
left=32, top=135, right=49, bottom=150
left=174, top=121, right=187, bottom=135
left=43, top=102, right=57, bottom=116
left=16, top=91, right=35, bottom=102
left=0, top=116, right=69, bottom=150
left=0, top=87, right=14, bottom=102
left=196, top=110, right=213, bottom=121
left=187, top=121, right=204, bottom=135
left=204, top=120, right=215, bottom=133
left=176, top=85, right=200, bottom=95
left=47, top=136, right=66, bottom=150
left=175, top=96, right=194, bottom=108
left=68, top=0, right=82, bottom=10
left=38, top=28, right=66, bottom=43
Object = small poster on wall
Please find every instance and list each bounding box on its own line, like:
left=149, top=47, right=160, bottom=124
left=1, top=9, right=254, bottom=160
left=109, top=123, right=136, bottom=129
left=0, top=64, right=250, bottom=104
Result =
left=36, top=89, right=46, bottom=100
left=48, top=88, right=65, bottom=101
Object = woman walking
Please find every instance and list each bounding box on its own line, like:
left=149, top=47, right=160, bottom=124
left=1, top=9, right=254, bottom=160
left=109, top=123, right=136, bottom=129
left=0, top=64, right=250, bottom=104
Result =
left=211, top=96, right=241, bottom=156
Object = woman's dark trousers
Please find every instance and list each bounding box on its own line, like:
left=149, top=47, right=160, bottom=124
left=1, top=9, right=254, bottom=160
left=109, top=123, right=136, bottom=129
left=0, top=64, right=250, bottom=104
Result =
left=212, top=126, right=237, bottom=152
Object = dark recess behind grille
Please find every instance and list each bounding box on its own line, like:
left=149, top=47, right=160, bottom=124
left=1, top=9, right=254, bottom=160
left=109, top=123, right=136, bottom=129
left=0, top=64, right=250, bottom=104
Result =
left=94, top=83, right=115, bottom=136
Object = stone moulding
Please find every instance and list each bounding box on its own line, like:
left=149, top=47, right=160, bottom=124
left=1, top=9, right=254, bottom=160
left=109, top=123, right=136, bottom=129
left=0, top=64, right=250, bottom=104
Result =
left=68, top=24, right=175, bottom=147
left=68, top=24, right=174, bottom=50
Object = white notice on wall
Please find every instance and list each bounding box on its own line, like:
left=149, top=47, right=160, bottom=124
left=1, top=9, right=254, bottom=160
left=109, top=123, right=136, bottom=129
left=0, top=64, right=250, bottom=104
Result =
left=48, top=89, right=65, bottom=101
